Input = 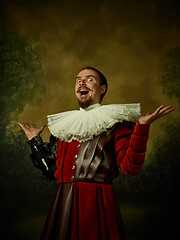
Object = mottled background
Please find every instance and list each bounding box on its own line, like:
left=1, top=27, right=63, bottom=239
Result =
left=0, top=0, right=180, bottom=239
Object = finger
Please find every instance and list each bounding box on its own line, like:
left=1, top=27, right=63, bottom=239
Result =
left=159, top=107, right=174, bottom=117
left=158, top=105, right=173, bottom=116
left=154, top=105, right=165, bottom=115
left=25, top=124, right=30, bottom=129
left=17, top=122, right=24, bottom=130
left=161, top=105, right=173, bottom=112
left=40, top=124, right=46, bottom=131
left=154, top=106, right=174, bottom=121
left=30, top=124, right=35, bottom=128
left=154, top=105, right=172, bottom=118
left=17, top=122, right=22, bottom=127
left=17, top=122, right=26, bottom=128
left=17, top=122, right=28, bottom=132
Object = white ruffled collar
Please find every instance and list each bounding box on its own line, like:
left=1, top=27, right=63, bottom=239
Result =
left=47, top=103, right=141, bottom=143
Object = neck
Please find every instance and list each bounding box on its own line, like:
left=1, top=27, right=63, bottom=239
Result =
left=78, top=100, right=101, bottom=109
left=80, top=103, right=101, bottom=111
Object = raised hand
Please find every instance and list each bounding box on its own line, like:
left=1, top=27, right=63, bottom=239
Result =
left=17, top=122, right=46, bottom=140
left=138, top=105, right=174, bottom=124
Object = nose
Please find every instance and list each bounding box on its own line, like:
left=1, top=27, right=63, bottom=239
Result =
left=80, top=79, right=86, bottom=86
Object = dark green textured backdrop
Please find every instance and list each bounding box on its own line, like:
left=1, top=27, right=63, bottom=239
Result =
left=0, top=0, right=180, bottom=239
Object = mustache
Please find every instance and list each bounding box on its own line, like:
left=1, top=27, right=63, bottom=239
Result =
left=76, top=87, right=91, bottom=93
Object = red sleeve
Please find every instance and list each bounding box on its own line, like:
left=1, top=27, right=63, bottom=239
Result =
left=114, top=121, right=150, bottom=176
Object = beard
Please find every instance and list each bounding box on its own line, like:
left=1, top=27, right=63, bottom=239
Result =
left=77, top=97, right=94, bottom=109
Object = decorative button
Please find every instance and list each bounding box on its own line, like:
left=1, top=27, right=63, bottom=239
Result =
left=77, top=144, right=81, bottom=148
left=74, top=155, right=78, bottom=158
left=72, top=165, right=75, bottom=169
left=71, top=176, right=74, bottom=180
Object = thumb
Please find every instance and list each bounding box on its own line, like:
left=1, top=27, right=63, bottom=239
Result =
left=40, top=124, right=46, bottom=131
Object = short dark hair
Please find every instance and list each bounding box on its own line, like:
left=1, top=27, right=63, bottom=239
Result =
left=78, top=66, right=108, bottom=101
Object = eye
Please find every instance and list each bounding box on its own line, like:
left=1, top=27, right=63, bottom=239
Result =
left=88, top=78, right=93, bottom=82
left=77, top=79, right=81, bottom=83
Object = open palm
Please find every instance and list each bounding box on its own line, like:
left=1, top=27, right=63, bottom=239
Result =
left=17, top=122, right=46, bottom=140
left=139, top=105, right=174, bottom=124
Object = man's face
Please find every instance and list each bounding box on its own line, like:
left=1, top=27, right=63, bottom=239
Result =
left=75, top=69, right=106, bottom=108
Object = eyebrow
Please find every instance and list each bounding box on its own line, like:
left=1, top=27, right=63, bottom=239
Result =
left=76, top=75, right=95, bottom=79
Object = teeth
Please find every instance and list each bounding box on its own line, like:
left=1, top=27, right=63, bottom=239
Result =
left=80, top=89, right=88, bottom=92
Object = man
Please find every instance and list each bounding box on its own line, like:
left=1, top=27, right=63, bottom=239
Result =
left=18, top=67, right=173, bottom=240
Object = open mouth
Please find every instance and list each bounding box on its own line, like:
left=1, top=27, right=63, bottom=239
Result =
left=79, top=89, right=89, bottom=96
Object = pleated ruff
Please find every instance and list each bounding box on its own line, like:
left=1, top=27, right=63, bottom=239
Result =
left=41, top=182, right=126, bottom=240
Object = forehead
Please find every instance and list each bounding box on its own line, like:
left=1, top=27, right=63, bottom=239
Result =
left=76, top=69, right=99, bottom=79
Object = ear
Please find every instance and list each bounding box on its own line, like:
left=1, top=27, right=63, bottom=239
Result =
left=101, top=85, right=106, bottom=94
